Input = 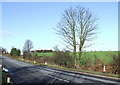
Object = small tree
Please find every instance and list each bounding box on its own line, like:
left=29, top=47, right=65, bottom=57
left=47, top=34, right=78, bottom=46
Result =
left=10, top=48, right=17, bottom=56
left=23, top=39, right=33, bottom=58
left=17, top=49, right=21, bottom=56
left=23, top=39, right=33, bottom=52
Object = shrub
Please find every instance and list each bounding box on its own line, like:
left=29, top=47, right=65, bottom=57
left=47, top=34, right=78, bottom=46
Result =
left=110, top=54, right=119, bottom=74
left=94, top=54, right=102, bottom=65
left=23, top=51, right=32, bottom=59
left=42, top=55, right=55, bottom=64
left=80, top=54, right=87, bottom=66
left=53, top=51, right=74, bottom=68
left=86, top=57, right=92, bottom=67
left=34, top=53, right=38, bottom=60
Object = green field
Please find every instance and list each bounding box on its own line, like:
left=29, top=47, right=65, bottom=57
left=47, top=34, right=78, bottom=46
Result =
left=77, top=51, right=118, bottom=65
left=32, top=52, right=53, bottom=57
left=32, top=51, right=118, bottom=65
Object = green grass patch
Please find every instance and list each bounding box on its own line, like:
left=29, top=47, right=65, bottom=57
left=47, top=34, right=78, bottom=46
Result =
left=1, top=69, right=7, bottom=83
left=0, top=68, right=13, bottom=84
left=32, top=52, right=53, bottom=57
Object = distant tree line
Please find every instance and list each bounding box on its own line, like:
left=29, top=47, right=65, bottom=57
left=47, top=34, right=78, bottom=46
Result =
left=31, top=50, right=53, bottom=53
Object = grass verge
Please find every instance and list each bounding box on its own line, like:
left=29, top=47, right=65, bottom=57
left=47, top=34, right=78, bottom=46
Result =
left=0, top=68, right=13, bottom=84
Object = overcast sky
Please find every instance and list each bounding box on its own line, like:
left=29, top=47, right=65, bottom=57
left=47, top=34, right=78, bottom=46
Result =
left=2, top=2, right=118, bottom=52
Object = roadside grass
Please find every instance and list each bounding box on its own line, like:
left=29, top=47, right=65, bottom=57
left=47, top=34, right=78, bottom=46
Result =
left=1, top=68, right=7, bottom=83
left=4, top=54, right=119, bottom=78
left=0, top=68, right=13, bottom=84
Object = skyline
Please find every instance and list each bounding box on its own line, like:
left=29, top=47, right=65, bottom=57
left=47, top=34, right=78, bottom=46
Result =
left=2, top=2, right=118, bottom=53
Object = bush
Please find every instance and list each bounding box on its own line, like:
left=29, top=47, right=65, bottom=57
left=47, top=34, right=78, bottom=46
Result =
left=86, top=57, right=92, bottom=67
left=81, top=54, right=102, bottom=71
left=41, top=55, right=55, bottom=64
left=80, top=52, right=90, bottom=67
left=110, top=54, right=119, bottom=74
left=33, top=53, right=42, bottom=62
left=34, top=53, right=38, bottom=60
left=53, top=51, right=74, bottom=68
left=23, top=51, right=32, bottom=59
left=80, top=54, right=87, bottom=66
left=94, top=54, right=102, bottom=65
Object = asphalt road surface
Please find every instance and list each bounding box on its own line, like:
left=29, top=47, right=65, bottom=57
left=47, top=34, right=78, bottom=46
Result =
left=1, top=55, right=120, bottom=84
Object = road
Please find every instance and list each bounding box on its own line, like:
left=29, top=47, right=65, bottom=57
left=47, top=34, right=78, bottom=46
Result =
left=1, top=55, right=120, bottom=84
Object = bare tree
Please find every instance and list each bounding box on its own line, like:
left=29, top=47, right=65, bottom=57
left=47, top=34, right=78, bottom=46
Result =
left=23, top=39, right=33, bottom=53
left=55, top=7, right=77, bottom=67
left=76, top=6, right=99, bottom=67
left=55, top=5, right=99, bottom=68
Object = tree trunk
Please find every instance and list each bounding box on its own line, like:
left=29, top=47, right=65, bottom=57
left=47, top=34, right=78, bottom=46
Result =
left=78, top=46, right=82, bottom=68
left=73, top=30, right=77, bottom=68
left=73, top=44, right=77, bottom=68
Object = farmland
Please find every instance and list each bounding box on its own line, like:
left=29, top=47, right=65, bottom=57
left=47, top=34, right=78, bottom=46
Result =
left=32, top=51, right=118, bottom=65
left=32, top=52, right=53, bottom=57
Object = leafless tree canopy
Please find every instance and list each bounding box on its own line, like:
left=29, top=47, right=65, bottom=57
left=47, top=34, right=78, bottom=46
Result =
left=57, top=6, right=98, bottom=49
left=23, top=39, right=33, bottom=52
left=56, top=5, right=99, bottom=67
left=57, top=7, right=77, bottom=50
